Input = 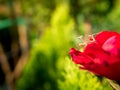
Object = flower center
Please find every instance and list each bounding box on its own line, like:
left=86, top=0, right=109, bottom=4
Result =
left=78, top=34, right=96, bottom=48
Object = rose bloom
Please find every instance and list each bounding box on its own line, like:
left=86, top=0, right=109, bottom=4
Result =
left=69, top=31, right=120, bottom=80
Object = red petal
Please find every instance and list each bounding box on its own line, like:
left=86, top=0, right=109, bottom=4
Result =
left=69, top=48, right=93, bottom=65
left=89, top=61, right=120, bottom=80
left=95, top=31, right=119, bottom=45
left=84, top=42, right=114, bottom=65
left=102, top=35, right=120, bottom=55
left=102, top=36, right=117, bottom=55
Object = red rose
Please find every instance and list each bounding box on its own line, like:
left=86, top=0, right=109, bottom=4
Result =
left=69, top=31, right=120, bottom=80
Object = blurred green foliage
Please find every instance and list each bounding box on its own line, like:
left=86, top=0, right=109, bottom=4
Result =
left=20, top=0, right=120, bottom=37
left=16, top=3, right=114, bottom=90
left=16, top=4, right=76, bottom=90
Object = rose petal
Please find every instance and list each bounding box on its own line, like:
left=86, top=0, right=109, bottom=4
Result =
left=69, top=48, right=93, bottom=65
left=102, top=36, right=117, bottom=55
left=102, top=35, right=120, bottom=56
left=95, top=31, right=119, bottom=45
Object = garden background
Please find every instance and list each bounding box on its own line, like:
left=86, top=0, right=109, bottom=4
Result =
left=0, top=0, right=120, bottom=90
